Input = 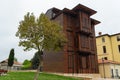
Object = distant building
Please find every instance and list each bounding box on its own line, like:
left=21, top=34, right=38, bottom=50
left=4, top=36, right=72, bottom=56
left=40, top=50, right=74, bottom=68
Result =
left=96, top=33, right=120, bottom=62
left=98, top=59, right=120, bottom=78
left=96, top=33, right=120, bottom=78
left=0, top=59, right=22, bottom=70
left=43, top=4, right=100, bottom=73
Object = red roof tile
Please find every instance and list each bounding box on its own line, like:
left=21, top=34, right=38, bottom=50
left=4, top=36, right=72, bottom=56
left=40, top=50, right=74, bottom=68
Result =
left=98, top=59, right=120, bottom=64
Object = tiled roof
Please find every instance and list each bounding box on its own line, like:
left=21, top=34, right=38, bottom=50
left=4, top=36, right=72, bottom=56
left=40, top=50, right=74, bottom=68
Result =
left=96, top=33, right=120, bottom=38
left=0, top=59, right=22, bottom=65
left=98, top=59, right=120, bottom=65
left=14, top=61, right=22, bottom=65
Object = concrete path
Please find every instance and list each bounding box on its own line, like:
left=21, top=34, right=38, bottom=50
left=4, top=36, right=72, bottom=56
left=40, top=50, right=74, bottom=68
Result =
left=92, top=78, right=120, bottom=80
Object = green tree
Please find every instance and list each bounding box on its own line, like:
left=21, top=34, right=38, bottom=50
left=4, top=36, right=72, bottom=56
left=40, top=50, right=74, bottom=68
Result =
left=31, top=51, right=40, bottom=69
left=22, top=59, right=31, bottom=69
left=16, top=12, right=66, bottom=80
left=8, top=48, right=15, bottom=69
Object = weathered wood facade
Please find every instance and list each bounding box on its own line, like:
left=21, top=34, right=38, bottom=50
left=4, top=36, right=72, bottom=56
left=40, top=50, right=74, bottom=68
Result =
left=44, top=4, right=100, bottom=73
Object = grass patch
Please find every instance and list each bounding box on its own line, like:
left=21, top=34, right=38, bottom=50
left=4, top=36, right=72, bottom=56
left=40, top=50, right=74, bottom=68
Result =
left=0, top=72, right=82, bottom=80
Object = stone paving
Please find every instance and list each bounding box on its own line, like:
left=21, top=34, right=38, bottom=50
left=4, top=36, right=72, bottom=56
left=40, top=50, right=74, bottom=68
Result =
left=50, top=73, right=120, bottom=80
left=92, top=78, right=120, bottom=80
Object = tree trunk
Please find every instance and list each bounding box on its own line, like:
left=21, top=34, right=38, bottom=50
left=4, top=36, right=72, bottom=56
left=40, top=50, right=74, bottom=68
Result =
left=33, top=51, right=43, bottom=80
left=33, top=62, right=41, bottom=80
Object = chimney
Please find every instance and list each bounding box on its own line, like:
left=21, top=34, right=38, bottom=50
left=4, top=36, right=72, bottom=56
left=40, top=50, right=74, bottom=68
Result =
left=98, top=32, right=102, bottom=36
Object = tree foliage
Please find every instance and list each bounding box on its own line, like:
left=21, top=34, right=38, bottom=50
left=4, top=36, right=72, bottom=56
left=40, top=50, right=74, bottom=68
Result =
left=8, top=48, right=14, bottom=67
left=16, top=12, right=66, bottom=52
left=31, top=51, right=40, bottom=69
left=16, top=12, right=66, bottom=80
left=22, top=59, right=31, bottom=69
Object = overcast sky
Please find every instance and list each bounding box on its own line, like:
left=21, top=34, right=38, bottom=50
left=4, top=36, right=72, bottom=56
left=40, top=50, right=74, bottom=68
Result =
left=0, top=0, right=120, bottom=63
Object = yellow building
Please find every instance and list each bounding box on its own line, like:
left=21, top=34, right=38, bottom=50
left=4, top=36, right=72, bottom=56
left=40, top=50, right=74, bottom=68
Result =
left=96, top=33, right=120, bottom=78
left=98, top=59, right=120, bottom=78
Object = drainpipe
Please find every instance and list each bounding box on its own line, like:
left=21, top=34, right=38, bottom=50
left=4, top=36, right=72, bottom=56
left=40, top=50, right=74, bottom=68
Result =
left=110, top=37, right=115, bottom=78
left=102, top=58, right=106, bottom=78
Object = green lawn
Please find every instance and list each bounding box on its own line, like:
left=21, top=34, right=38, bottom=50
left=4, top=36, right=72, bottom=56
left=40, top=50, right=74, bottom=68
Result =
left=0, top=72, right=82, bottom=80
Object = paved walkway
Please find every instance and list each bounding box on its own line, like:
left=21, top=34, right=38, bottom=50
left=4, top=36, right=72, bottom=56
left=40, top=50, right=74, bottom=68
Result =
left=50, top=73, right=120, bottom=80
left=92, top=78, right=120, bottom=80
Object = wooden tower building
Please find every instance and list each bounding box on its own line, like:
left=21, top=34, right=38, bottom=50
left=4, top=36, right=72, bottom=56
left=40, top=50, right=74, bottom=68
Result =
left=43, top=4, right=100, bottom=73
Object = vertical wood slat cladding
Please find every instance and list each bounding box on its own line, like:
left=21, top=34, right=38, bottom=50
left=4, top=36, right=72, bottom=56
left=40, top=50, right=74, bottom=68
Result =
left=44, top=4, right=100, bottom=73
left=63, top=13, right=69, bottom=73
left=68, top=52, right=74, bottom=73
left=79, top=12, right=91, bottom=34
left=43, top=51, right=64, bottom=73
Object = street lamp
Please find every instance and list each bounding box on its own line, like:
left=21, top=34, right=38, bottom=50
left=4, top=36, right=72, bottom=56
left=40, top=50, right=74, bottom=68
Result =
left=102, top=58, right=106, bottom=78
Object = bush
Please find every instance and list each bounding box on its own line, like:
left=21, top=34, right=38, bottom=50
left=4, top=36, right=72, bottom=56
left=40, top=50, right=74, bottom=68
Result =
left=22, top=59, right=31, bottom=70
